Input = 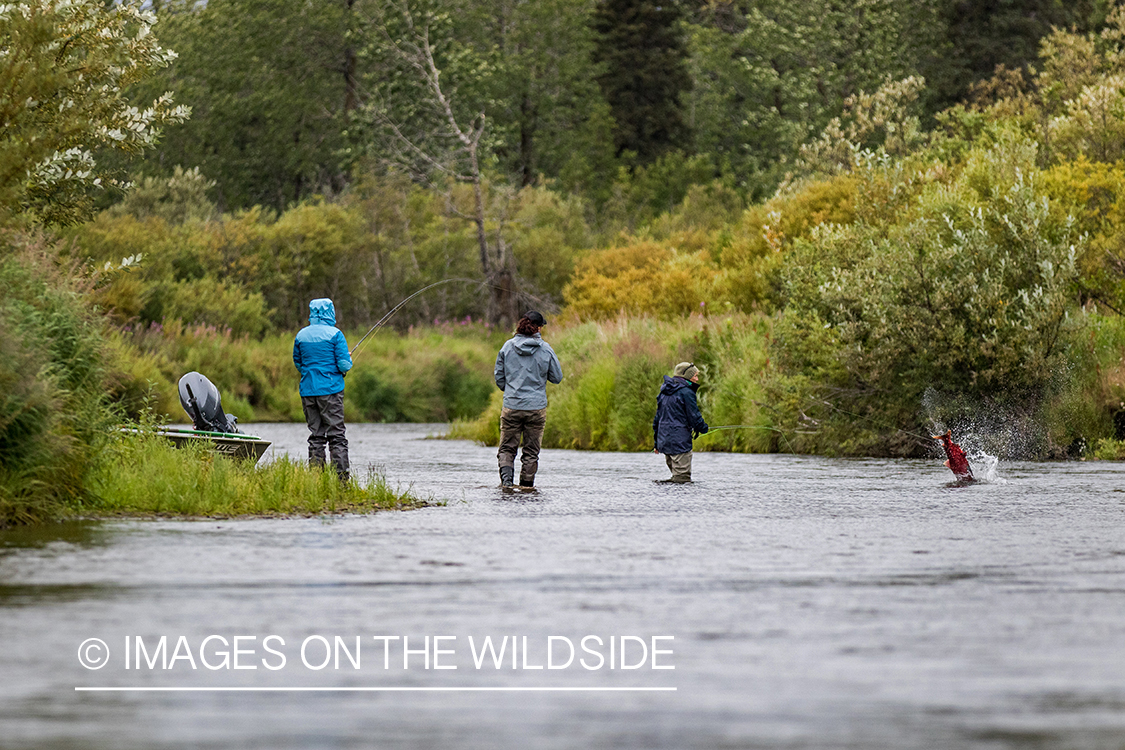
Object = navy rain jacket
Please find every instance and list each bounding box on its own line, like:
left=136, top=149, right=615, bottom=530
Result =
left=293, top=298, right=353, bottom=397
left=653, top=376, right=708, bottom=455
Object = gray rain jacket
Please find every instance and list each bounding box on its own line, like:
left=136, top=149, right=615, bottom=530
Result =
left=494, top=333, right=563, bottom=410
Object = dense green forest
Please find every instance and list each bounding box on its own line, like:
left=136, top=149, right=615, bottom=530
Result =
left=127, top=0, right=1107, bottom=212
left=4, top=0, right=1125, bottom=526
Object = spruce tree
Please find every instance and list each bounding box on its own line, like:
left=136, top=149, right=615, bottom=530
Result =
left=592, top=0, right=692, bottom=163
left=938, top=0, right=1102, bottom=107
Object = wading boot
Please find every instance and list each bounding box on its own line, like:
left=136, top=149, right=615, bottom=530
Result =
left=499, top=467, right=514, bottom=487
left=518, top=476, right=534, bottom=488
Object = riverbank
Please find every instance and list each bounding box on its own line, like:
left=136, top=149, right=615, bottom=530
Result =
left=111, top=309, right=1125, bottom=461
left=3, top=268, right=1122, bottom=531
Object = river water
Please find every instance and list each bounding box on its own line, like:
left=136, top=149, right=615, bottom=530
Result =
left=2, top=423, right=1124, bottom=749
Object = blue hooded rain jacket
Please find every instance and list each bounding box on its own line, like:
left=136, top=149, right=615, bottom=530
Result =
left=653, top=376, right=708, bottom=455
left=494, top=333, right=563, bottom=410
left=293, top=298, right=353, bottom=397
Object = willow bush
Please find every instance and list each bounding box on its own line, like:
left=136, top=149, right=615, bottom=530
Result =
left=771, top=138, right=1083, bottom=456
left=0, top=235, right=113, bottom=526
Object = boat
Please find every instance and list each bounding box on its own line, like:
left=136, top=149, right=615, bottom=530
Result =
left=147, top=372, right=273, bottom=463
left=153, top=426, right=271, bottom=462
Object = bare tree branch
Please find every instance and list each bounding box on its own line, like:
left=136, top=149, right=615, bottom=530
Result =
left=357, top=0, right=519, bottom=325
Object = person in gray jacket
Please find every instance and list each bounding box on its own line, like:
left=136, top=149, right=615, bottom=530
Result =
left=494, top=310, right=563, bottom=488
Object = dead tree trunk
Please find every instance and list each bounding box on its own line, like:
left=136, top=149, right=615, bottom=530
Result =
left=375, top=2, right=519, bottom=328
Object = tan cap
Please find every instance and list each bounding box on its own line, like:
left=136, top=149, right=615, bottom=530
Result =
left=673, top=362, right=699, bottom=380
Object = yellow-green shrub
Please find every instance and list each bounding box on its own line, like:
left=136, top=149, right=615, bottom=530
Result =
left=562, top=240, right=724, bottom=320
left=1040, top=157, right=1125, bottom=311
left=563, top=173, right=859, bottom=319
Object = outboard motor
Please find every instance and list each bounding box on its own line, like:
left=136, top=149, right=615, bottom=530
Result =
left=178, top=372, right=240, bottom=434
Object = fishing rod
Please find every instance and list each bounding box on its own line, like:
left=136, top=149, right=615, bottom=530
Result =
left=349, top=277, right=554, bottom=357
left=708, top=424, right=779, bottom=431
left=349, top=278, right=478, bottom=356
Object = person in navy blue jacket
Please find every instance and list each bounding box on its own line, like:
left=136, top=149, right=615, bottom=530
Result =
left=653, top=362, right=708, bottom=483
left=293, top=298, right=353, bottom=480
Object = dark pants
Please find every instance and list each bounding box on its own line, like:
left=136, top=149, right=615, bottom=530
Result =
left=302, top=392, right=349, bottom=480
left=498, top=408, right=546, bottom=484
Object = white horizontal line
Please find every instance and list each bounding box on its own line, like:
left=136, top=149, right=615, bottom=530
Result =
left=75, top=686, right=676, bottom=692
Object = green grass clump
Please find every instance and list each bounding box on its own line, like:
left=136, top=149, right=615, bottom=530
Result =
left=446, top=390, right=503, bottom=444
left=85, top=430, right=431, bottom=518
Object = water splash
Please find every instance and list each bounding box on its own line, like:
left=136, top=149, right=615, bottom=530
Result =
left=921, top=386, right=1048, bottom=460
left=967, top=449, right=1006, bottom=484
left=923, top=387, right=1011, bottom=483
left=927, top=426, right=1007, bottom=483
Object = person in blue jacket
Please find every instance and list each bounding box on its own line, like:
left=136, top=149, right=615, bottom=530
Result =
left=653, top=362, right=709, bottom=483
left=293, top=298, right=353, bottom=481
left=494, top=310, right=563, bottom=488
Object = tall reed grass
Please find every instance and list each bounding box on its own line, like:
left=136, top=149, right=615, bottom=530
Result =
left=0, top=237, right=113, bottom=527
left=449, top=313, right=778, bottom=452
left=87, top=430, right=429, bottom=517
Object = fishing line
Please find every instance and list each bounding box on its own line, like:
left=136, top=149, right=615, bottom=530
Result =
left=813, top=399, right=934, bottom=443
left=700, top=424, right=798, bottom=454
left=708, top=387, right=932, bottom=445
left=350, top=278, right=476, bottom=356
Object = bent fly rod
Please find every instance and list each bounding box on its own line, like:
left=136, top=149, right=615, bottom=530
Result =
left=350, top=277, right=551, bottom=357
left=349, top=278, right=480, bottom=356
left=707, top=425, right=781, bottom=432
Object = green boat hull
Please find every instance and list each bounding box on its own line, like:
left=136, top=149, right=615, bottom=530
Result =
left=155, top=428, right=271, bottom=463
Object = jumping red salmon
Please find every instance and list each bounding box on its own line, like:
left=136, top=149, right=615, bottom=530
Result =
left=933, top=430, right=974, bottom=482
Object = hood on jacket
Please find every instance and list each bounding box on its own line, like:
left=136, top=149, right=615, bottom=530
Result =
left=512, top=333, right=544, bottom=355
left=659, top=374, right=697, bottom=396
left=309, top=298, right=336, bottom=326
